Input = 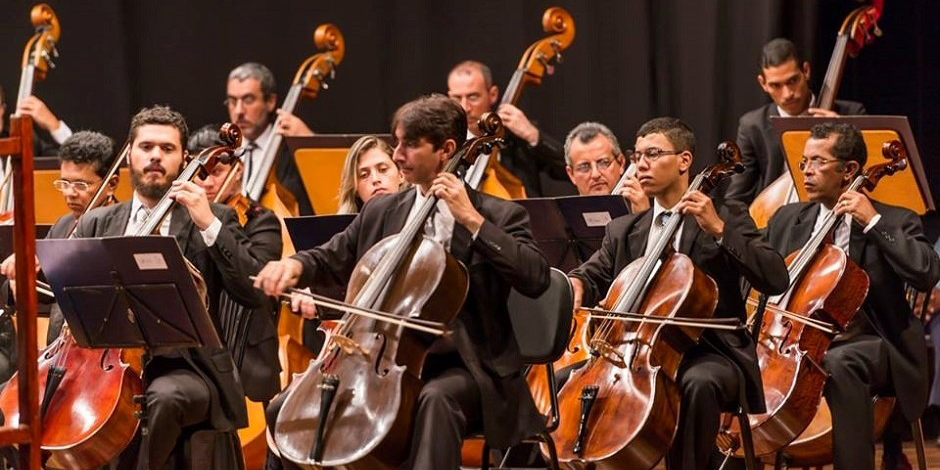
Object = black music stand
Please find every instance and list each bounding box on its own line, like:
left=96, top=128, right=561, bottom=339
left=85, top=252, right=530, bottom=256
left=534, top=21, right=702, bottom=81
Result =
left=284, top=214, right=356, bottom=252
left=515, top=195, right=630, bottom=272
left=35, top=235, right=220, bottom=469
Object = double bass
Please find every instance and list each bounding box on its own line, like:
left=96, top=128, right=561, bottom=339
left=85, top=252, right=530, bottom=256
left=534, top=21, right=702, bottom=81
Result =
left=749, top=0, right=883, bottom=228
left=271, top=115, right=505, bottom=469
left=1, top=3, right=60, bottom=223
left=549, top=142, right=745, bottom=469
left=465, top=6, right=574, bottom=200
left=243, top=23, right=345, bottom=216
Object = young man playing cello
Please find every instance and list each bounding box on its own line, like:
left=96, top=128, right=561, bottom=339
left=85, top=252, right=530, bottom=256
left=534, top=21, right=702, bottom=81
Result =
left=568, top=117, right=788, bottom=469
left=255, top=93, right=550, bottom=469
left=762, top=123, right=940, bottom=470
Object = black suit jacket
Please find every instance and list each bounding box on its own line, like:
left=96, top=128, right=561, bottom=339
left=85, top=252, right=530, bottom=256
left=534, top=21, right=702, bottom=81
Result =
left=570, top=200, right=789, bottom=412
left=725, top=100, right=866, bottom=204
left=228, top=201, right=283, bottom=401
left=764, top=201, right=940, bottom=419
left=500, top=131, right=569, bottom=198
left=291, top=186, right=551, bottom=447
left=73, top=201, right=267, bottom=431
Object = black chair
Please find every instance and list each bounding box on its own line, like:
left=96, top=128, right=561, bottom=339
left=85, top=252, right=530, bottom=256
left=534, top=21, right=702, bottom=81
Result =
left=478, top=267, right=572, bottom=470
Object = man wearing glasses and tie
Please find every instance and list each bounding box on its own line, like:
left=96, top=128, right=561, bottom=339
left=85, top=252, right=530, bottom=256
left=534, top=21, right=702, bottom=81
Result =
left=563, top=121, right=649, bottom=213
left=225, top=62, right=315, bottom=215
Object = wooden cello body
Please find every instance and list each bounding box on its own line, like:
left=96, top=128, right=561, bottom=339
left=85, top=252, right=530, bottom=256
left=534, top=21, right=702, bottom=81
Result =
left=273, top=116, right=503, bottom=470
left=547, top=143, right=743, bottom=469
left=718, top=245, right=868, bottom=457
left=748, top=1, right=883, bottom=228
left=0, top=334, right=141, bottom=469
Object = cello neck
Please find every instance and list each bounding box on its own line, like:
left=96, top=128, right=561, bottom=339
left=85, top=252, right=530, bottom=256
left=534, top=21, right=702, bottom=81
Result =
left=244, top=83, right=304, bottom=201
left=814, top=34, right=850, bottom=111
left=611, top=163, right=638, bottom=196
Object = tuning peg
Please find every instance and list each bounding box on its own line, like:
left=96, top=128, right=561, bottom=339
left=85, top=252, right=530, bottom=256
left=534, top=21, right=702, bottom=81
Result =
left=551, top=41, right=563, bottom=64
left=874, top=25, right=882, bottom=37
left=537, top=55, right=555, bottom=75
left=51, top=44, right=59, bottom=58
left=41, top=51, right=56, bottom=69
left=330, top=67, right=336, bottom=80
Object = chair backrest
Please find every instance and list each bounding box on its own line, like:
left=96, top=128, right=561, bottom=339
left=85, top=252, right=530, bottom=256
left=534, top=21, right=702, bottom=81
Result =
left=507, top=267, right=573, bottom=364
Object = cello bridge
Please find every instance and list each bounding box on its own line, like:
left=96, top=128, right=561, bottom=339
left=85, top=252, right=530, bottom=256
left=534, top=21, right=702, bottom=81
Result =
left=589, top=339, right=626, bottom=367
left=331, top=335, right=369, bottom=358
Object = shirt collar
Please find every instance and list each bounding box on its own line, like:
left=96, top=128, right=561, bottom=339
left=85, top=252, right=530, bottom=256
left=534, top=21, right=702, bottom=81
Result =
left=777, top=94, right=817, bottom=118
left=244, top=123, right=275, bottom=150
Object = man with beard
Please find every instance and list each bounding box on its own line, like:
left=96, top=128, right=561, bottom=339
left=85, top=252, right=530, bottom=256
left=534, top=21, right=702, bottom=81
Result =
left=72, top=106, right=266, bottom=469
left=226, top=62, right=314, bottom=215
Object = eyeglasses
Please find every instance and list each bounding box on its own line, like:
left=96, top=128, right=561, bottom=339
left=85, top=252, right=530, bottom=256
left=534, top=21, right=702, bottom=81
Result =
left=223, top=94, right=260, bottom=108
left=53, top=179, right=99, bottom=193
left=798, top=157, right=841, bottom=171
left=628, top=148, right=680, bottom=164
left=572, top=157, right=617, bottom=175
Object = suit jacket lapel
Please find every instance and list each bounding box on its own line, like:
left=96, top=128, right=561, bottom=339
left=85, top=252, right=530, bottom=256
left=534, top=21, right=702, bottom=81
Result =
left=104, top=203, right=132, bottom=237
left=169, top=204, right=193, bottom=255
left=679, top=214, right=702, bottom=255
left=849, top=220, right=868, bottom=266
left=788, top=204, right=819, bottom=254
left=628, top=211, right=653, bottom=260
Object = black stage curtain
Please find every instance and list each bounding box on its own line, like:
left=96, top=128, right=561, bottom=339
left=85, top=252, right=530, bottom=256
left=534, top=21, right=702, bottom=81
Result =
left=1, top=0, right=937, bottom=207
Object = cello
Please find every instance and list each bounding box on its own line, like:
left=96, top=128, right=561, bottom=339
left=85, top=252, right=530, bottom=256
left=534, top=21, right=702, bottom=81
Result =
left=549, top=142, right=745, bottom=469
left=748, top=0, right=883, bottom=228
left=0, top=3, right=60, bottom=223
left=738, top=141, right=908, bottom=467
left=0, top=125, right=242, bottom=469
left=465, top=6, right=574, bottom=200
left=271, top=115, right=506, bottom=470
left=524, top=161, right=639, bottom=416
left=243, top=23, right=345, bottom=216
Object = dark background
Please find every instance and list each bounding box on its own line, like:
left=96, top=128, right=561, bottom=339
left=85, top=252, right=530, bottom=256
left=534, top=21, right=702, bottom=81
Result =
left=2, top=0, right=937, bottom=232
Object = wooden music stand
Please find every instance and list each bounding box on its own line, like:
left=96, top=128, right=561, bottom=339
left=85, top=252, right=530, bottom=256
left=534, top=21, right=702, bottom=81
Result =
left=771, top=115, right=936, bottom=213
left=0, top=116, right=42, bottom=468
left=286, top=135, right=393, bottom=215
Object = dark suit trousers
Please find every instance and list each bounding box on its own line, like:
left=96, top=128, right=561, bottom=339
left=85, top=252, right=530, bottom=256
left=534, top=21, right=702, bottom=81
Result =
left=666, top=349, right=740, bottom=470
left=822, top=334, right=891, bottom=470
left=120, top=357, right=212, bottom=470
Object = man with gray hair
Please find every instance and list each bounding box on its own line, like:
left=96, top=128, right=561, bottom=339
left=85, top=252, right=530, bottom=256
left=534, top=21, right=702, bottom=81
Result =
left=226, top=62, right=314, bottom=214
left=564, top=121, right=648, bottom=212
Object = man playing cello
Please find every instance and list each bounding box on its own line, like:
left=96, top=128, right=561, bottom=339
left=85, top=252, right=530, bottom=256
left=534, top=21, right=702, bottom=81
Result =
left=255, top=93, right=550, bottom=469
left=568, top=117, right=788, bottom=469
left=762, top=122, right=940, bottom=470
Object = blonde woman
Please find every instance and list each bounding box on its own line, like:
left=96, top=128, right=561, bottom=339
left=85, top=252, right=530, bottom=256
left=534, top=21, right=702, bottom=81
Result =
left=336, top=135, right=404, bottom=214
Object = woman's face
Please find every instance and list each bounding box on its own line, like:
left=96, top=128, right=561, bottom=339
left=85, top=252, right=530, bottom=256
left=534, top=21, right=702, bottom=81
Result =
left=356, top=147, right=402, bottom=203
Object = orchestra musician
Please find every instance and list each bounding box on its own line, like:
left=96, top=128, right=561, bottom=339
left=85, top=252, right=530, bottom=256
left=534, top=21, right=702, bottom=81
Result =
left=0, top=84, right=73, bottom=158
left=0, top=131, right=118, bottom=350
left=563, top=121, right=648, bottom=211
left=336, top=135, right=404, bottom=214
left=725, top=38, right=865, bottom=204
left=72, top=106, right=265, bottom=469
left=254, top=94, right=550, bottom=469
left=189, top=124, right=284, bottom=404
left=762, top=122, right=940, bottom=470
left=225, top=62, right=315, bottom=215
left=568, top=117, right=788, bottom=469
left=446, top=60, right=568, bottom=197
